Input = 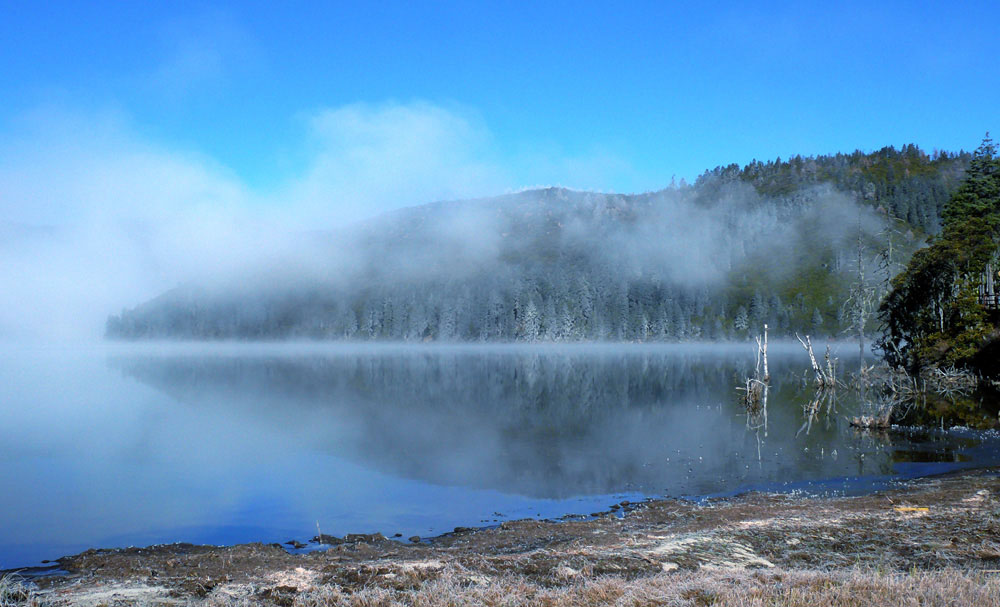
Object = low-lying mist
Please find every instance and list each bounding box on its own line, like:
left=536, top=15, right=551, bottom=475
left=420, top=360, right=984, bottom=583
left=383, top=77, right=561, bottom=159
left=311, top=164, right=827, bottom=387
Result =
left=103, top=181, right=893, bottom=341
left=0, top=103, right=497, bottom=340
left=1, top=103, right=894, bottom=341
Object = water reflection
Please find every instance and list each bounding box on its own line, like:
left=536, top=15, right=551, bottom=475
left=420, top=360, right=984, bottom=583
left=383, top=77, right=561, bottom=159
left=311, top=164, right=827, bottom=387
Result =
left=107, top=344, right=979, bottom=498
left=0, top=343, right=994, bottom=569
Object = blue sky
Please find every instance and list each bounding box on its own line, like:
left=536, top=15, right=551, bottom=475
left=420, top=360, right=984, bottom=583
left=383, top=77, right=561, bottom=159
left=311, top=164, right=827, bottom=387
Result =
left=0, top=1, right=998, bottom=338
left=1, top=0, right=998, bottom=221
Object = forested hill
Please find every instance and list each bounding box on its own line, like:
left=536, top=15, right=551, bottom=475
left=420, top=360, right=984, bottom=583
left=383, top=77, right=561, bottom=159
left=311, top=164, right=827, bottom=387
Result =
left=106, top=145, right=972, bottom=341
left=703, top=144, right=969, bottom=234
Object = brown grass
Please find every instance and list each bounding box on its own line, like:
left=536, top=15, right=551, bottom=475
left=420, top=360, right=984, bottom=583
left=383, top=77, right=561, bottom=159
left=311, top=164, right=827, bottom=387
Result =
left=194, top=567, right=1000, bottom=607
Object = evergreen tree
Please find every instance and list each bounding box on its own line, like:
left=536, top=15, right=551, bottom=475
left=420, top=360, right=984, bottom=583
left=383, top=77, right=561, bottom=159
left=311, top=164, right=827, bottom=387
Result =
left=942, top=134, right=999, bottom=229
left=879, top=135, right=1000, bottom=370
left=733, top=306, right=749, bottom=334
left=811, top=308, right=824, bottom=335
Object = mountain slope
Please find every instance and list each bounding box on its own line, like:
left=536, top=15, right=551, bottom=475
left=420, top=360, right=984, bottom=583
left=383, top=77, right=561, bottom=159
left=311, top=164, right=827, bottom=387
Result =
left=107, top=145, right=971, bottom=341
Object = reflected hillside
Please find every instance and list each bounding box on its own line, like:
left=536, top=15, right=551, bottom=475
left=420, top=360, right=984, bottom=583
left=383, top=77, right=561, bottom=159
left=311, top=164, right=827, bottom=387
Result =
left=110, top=345, right=976, bottom=499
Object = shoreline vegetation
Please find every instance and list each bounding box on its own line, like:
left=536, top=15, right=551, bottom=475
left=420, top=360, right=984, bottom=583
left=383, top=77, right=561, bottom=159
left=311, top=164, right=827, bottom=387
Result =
left=736, top=324, right=997, bottom=433
left=5, top=468, right=1000, bottom=606
left=739, top=135, right=1000, bottom=430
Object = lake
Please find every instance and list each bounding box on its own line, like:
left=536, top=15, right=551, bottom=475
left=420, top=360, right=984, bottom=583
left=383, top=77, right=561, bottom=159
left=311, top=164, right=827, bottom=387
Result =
left=2, top=342, right=997, bottom=570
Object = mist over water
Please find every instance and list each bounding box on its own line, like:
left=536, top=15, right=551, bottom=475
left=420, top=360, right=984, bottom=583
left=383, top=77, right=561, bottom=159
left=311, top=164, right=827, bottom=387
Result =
left=2, top=342, right=996, bottom=570
left=2, top=136, right=887, bottom=342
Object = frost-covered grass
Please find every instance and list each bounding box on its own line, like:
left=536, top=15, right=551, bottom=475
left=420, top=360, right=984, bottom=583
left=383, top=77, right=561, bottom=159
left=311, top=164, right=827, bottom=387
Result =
left=193, top=567, right=1000, bottom=607
left=0, top=575, right=37, bottom=607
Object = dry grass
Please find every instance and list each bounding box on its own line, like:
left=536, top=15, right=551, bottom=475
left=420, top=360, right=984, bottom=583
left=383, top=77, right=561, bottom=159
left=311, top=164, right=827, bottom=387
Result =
left=192, top=566, right=1000, bottom=607
left=0, top=574, right=40, bottom=607
left=32, top=472, right=1000, bottom=605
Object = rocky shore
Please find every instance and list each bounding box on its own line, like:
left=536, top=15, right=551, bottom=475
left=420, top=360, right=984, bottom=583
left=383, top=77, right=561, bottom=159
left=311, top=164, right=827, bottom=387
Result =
left=5, top=469, right=1000, bottom=606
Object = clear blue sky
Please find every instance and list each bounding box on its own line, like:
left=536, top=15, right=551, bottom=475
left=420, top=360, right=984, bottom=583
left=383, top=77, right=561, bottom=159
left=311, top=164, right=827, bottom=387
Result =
left=2, top=0, right=998, bottom=201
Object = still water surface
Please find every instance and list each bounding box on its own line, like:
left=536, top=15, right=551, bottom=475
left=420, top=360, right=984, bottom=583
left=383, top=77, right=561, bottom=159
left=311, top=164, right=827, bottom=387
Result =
left=1, top=342, right=997, bottom=569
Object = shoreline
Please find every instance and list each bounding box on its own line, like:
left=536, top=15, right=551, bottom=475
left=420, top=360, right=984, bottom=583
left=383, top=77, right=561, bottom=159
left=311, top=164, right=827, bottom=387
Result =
left=7, top=433, right=996, bottom=574
left=7, top=467, right=1000, bottom=605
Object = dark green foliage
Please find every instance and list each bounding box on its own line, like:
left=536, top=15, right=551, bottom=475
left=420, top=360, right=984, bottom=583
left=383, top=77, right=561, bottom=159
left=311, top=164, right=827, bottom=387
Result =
left=942, top=134, right=1000, bottom=229
left=878, top=136, right=1000, bottom=370
left=717, top=143, right=970, bottom=233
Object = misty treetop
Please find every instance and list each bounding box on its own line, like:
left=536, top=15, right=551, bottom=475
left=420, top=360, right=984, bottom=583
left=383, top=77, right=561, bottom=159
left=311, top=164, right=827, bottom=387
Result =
left=107, top=144, right=973, bottom=341
left=726, top=144, right=970, bottom=234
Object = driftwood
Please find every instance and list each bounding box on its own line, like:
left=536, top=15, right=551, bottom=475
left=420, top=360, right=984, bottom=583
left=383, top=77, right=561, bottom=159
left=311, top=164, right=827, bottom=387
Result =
left=744, top=377, right=767, bottom=414
left=849, top=364, right=907, bottom=429
left=846, top=364, right=978, bottom=430
left=923, top=366, right=978, bottom=398
left=855, top=363, right=976, bottom=404
left=850, top=406, right=893, bottom=430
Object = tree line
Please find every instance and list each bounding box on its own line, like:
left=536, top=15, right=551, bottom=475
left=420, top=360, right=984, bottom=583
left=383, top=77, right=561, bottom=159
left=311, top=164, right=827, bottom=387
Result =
left=107, top=143, right=974, bottom=342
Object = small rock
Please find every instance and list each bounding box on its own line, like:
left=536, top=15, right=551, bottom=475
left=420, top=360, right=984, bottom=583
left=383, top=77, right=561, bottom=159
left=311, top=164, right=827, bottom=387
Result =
left=345, top=533, right=385, bottom=544
left=286, top=540, right=307, bottom=549
left=409, top=536, right=421, bottom=542
left=311, top=534, right=345, bottom=545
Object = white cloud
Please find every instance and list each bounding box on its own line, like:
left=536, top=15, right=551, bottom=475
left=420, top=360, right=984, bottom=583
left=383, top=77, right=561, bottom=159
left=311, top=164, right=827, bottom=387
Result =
left=0, top=100, right=635, bottom=340
left=283, top=101, right=509, bottom=224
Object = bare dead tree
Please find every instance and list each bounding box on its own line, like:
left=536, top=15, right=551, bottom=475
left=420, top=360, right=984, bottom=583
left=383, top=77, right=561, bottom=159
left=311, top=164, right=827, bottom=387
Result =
left=795, top=333, right=834, bottom=388
left=840, top=213, right=880, bottom=366
left=875, top=224, right=904, bottom=289
left=755, top=323, right=769, bottom=383
left=741, top=324, right=770, bottom=432
left=797, top=387, right=836, bottom=437
left=824, top=345, right=837, bottom=386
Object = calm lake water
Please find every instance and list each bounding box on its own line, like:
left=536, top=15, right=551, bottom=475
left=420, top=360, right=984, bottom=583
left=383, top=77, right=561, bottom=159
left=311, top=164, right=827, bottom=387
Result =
left=2, top=342, right=998, bottom=569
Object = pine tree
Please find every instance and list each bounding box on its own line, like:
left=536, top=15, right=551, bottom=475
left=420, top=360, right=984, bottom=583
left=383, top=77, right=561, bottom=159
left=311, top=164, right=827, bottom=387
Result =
left=734, top=306, right=749, bottom=334
left=879, top=135, right=1000, bottom=370
left=521, top=299, right=540, bottom=340
left=942, top=134, right=999, bottom=229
